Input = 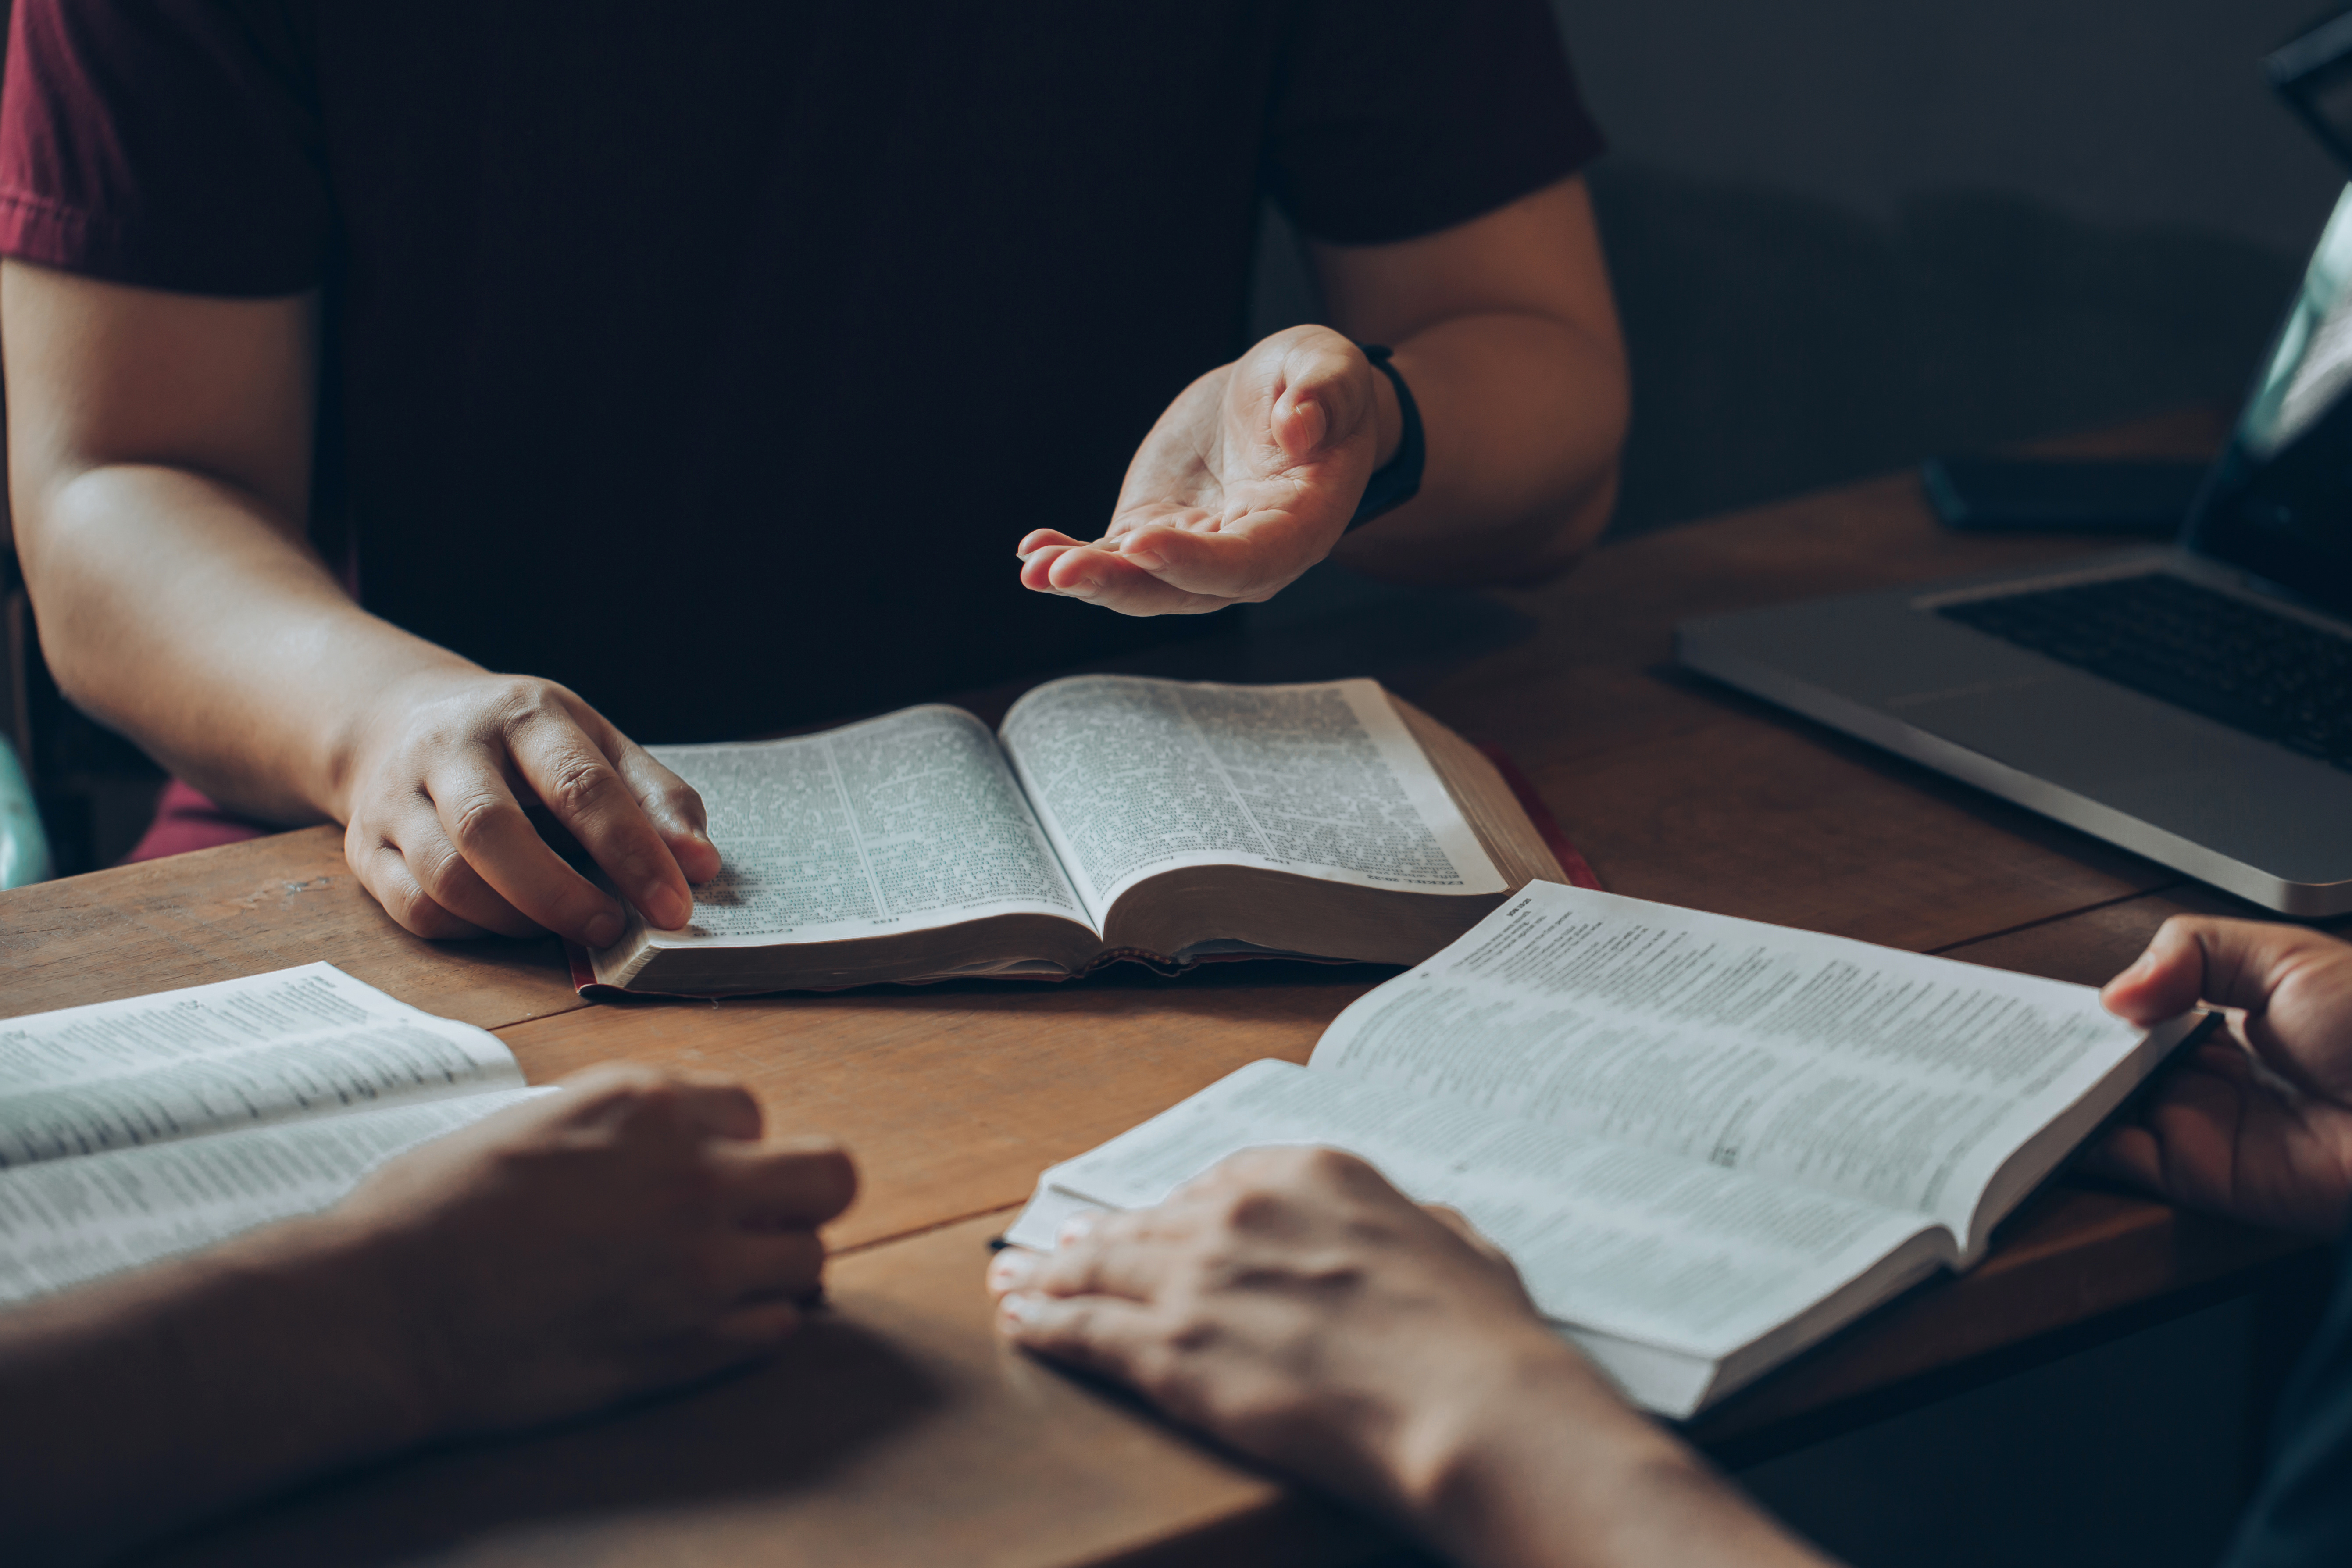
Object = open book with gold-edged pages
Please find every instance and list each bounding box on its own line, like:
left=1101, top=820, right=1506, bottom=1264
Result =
left=580, top=675, right=1581, bottom=996
left=1007, top=882, right=2207, bottom=1419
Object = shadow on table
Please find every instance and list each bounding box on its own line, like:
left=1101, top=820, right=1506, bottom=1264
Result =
left=138, top=1313, right=947, bottom=1568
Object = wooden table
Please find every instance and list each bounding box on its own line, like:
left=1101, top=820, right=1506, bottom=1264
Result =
left=1, top=410, right=2323, bottom=1566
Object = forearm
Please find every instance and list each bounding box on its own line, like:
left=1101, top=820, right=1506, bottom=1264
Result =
left=21, top=462, right=476, bottom=822
left=1333, top=310, right=1625, bottom=586
left=1407, top=1350, right=1835, bottom=1568
left=0, top=1215, right=432, bottom=1565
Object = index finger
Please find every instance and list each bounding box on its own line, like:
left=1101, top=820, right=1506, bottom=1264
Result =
left=507, top=710, right=696, bottom=932
left=428, top=761, right=631, bottom=947
left=606, top=738, right=721, bottom=884
left=716, top=1137, right=860, bottom=1229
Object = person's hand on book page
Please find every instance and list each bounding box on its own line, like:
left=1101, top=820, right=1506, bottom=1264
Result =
left=0, top=1065, right=855, bottom=1565
left=987, top=1148, right=1832, bottom=1568
left=333, top=1062, right=857, bottom=1432
left=340, top=667, right=722, bottom=945
left=1014, top=325, right=1390, bottom=616
left=2093, top=917, right=2352, bottom=1237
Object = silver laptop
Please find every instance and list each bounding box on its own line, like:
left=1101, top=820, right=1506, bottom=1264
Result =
left=1678, top=186, right=2352, bottom=917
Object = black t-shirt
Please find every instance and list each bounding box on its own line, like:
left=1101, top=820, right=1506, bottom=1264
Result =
left=0, top=1, right=1603, bottom=741
left=2226, top=1228, right=2352, bottom=1566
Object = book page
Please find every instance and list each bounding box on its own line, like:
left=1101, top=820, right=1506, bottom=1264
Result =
left=0, top=1089, right=548, bottom=1304
left=1308, top=883, right=2149, bottom=1234
left=647, top=706, right=1089, bottom=947
left=1006, top=1060, right=1930, bottom=1364
left=999, top=675, right=1504, bottom=918
left=0, top=964, right=525, bottom=1168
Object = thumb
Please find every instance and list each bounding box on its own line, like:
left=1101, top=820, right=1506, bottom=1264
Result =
left=2100, top=915, right=2298, bottom=1026
left=1268, top=335, right=1376, bottom=468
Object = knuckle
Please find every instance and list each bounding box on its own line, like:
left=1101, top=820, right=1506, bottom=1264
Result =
left=1164, top=1309, right=1222, bottom=1356
left=486, top=674, right=557, bottom=721
left=617, top=1075, right=687, bottom=1125
left=1217, top=1187, right=1288, bottom=1235
left=445, top=789, right=513, bottom=849
left=410, top=844, right=472, bottom=903
left=364, top=861, right=459, bottom=939
left=545, top=757, right=615, bottom=817
left=1130, top=1339, right=1198, bottom=1406
left=1298, top=1147, right=1365, bottom=1181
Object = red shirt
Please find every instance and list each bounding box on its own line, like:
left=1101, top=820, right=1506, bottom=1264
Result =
left=1, top=0, right=1602, bottom=741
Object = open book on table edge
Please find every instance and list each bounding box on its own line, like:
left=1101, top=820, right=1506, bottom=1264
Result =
left=0, top=963, right=551, bottom=1305
left=999, top=882, right=2209, bottom=1420
left=562, top=720, right=1599, bottom=1001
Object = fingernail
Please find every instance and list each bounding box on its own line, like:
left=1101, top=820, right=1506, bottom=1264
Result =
left=585, top=911, right=624, bottom=947
left=1125, top=550, right=1166, bottom=572
left=1055, top=1212, right=1097, bottom=1247
left=988, top=1250, right=1037, bottom=1291
left=1062, top=579, right=1099, bottom=599
left=998, top=1293, right=1035, bottom=1327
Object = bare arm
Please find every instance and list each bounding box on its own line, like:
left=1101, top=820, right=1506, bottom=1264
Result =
left=987, top=1150, right=1831, bottom=1568
left=1319, top=173, right=1626, bottom=585
left=4, top=262, right=716, bottom=943
left=1016, top=177, right=1627, bottom=612
left=0, top=1066, right=856, bottom=1566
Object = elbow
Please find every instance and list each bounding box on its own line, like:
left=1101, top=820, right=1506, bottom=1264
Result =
left=1497, top=460, right=1620, bottom=587
left=1497, top=354, right=1629, bottom=587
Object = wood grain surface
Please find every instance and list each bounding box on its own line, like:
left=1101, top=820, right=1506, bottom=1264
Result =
left=143, top=1213, right=1397, bottom=1568
left=3, top=410, right=2312, bottom=1568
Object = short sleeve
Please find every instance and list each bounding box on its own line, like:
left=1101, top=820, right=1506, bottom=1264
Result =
left=1265, top=0, right=1605, bottom=246
left=0, top=0, right=327, bottom=297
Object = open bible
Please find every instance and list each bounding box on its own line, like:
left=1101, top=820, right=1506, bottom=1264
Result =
left=585, top=675, right=1572, bottom=995
left=0, top=964, right=543, bottom=1303
left=1007, top=882, right=2204, bottom=1418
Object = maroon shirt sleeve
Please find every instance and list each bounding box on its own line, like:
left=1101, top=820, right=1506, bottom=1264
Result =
left=0, top=0, right=327, bottom=296
left=1266, top=0, right=1605, bottom=246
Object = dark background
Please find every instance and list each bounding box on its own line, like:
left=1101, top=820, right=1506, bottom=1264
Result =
left=1257, top=0, right=2345, bottom=535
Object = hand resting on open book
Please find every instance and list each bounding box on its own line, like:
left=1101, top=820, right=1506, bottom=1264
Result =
left=339, top=668, right=722, bottom=946
left=987, top=917, right=2352, bottom=1568
left=989, top=1148, right=1834, bottom=1568
left=331, top=1060, right=857, bottom=1432
left=0, top=1062, right=856, bottom=1566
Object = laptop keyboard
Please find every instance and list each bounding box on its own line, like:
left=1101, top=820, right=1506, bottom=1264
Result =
left=1936, top=573, right=2352, bottom=769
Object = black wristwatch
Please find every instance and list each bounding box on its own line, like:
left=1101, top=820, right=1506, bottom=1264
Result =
left=1347, top=343, right=1425, bottom=530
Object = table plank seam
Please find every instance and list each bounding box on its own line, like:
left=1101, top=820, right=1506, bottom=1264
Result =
left=833, top=1201, right=1026, bottom=1260
left=1926, top=882, right=2189, bottom=957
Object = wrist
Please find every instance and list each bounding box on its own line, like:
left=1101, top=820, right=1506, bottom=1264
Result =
left=316, top=654, right=479, bottom=824
left=1369, top=350, right=1405, bottom=470
left=215, top=1211, right=450, bottom=1452
left=1394, top=1337, right=1688, bottom=1566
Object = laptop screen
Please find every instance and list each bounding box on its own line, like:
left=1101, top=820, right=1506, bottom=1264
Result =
left=2188, top=182, right=2352, bottom=619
